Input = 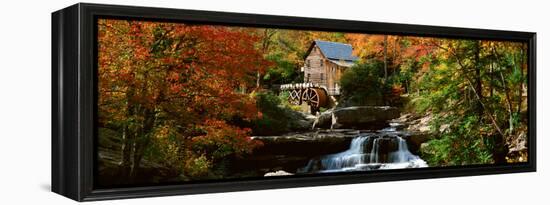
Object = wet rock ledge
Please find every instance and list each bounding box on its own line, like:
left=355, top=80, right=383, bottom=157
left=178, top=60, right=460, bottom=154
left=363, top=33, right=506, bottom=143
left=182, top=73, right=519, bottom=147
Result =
left=313, top=106, right=400, bottom=129
left=230, top=129, right=363, bottom=175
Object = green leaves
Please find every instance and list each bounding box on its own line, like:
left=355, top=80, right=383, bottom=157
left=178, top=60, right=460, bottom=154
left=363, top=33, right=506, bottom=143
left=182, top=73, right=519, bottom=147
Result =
left=420, top=114, right=495, bottom=166
left=340, top=61, right=387, bottom=105
left=415, top=39, right=528, bottom=165
left=263, top=52, right=300, bottom=84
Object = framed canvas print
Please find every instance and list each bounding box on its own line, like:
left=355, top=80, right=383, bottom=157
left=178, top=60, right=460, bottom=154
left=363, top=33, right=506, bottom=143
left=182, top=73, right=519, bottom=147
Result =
left=52, top=3, right=536, bottom=201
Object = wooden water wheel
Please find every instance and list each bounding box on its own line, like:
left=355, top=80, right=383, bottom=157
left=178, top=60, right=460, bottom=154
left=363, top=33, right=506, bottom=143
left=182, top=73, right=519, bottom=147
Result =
left=288, top=89, right=303, bottom=105
left=302, top=88, right=328, bottom=114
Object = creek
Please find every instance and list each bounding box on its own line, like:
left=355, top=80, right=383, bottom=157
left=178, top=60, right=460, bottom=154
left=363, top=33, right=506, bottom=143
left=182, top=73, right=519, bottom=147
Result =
left=298, top=124, right=428, bottom=173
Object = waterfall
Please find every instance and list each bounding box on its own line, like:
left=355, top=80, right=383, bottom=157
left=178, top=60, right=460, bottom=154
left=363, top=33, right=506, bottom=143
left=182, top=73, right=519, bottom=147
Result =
left=380, top=136, right=428, bottom=169
left=319, top=136, right=369, bottom=171
left=299, top=134, right=427, bottom=173
left=369, top=137, right=380, bottom=164
left=392, top=137, right=409, bottom=162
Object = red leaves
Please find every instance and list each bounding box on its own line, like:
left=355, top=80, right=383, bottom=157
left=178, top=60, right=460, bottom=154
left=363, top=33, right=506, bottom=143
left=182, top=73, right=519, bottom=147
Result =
left=98, top=19, right=267, bottom=163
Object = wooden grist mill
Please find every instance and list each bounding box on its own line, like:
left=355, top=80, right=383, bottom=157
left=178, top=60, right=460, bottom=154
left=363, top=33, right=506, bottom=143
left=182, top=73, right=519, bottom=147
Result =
left=280, top=40, right=357, bottom=114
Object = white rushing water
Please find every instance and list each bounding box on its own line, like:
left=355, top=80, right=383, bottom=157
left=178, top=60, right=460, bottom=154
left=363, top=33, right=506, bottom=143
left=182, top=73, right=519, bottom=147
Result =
left=300, top=135, right=428, bottom=173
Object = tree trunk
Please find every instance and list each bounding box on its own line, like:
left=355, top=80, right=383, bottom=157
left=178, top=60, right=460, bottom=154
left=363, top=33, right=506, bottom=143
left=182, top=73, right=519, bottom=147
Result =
left=489, top=62, right=494, bottom=97
left=500, top=71, right=514, bottom=133
left=517, top=48, right=525, bottom=115
left=120, top=88, right=136, bottom=177
left=129, top=107, right=155, bottom=179
left=120, top=123, right=133, bottom=176
left=392, top=37, right=398, bottom=75
left=256, top=71, right=261, bottom=89
left=405, top=79, right=409, bottom=94
left=256, top=29, right=275, bottom=89
left=383, top=35, right=388, bottom=81
left=474, top=41, right=483, bottom=120
left=128, top=68, right=157, bottom=179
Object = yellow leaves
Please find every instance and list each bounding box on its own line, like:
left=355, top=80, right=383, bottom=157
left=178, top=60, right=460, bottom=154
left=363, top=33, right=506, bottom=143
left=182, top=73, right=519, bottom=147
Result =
left=155, top=125, right=171, bottom=139
left=435, top=63, right=448, bottom=71
left=183, top=154, right=212, bottom=177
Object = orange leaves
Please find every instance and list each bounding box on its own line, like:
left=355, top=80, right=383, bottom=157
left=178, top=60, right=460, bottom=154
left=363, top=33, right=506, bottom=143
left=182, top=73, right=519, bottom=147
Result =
left=192, top=119, right=263, bottom=159
left=166, top=71, right=180, bottom=82
left=345, top=34, right=439, bottom=65
left=391, top=84, right=405, bottom=96
left=345, top=34, right=385, bottom=59
left=133, top=45, right=150, bottom=60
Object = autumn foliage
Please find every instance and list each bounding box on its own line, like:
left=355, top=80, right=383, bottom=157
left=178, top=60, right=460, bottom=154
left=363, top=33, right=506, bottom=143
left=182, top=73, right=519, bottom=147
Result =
left=97, top=19, right=529, bottom=184
left=98, top=19, right=269, bottom=179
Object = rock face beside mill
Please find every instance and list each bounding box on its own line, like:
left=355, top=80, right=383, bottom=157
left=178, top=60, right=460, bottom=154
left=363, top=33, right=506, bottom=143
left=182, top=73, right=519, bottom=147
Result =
left=313, top=106, right=400, bottom=130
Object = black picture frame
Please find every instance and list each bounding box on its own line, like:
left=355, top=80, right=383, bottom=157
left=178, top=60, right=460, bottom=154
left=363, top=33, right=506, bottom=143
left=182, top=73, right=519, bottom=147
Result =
left=52, top=3, right=536, bottom=201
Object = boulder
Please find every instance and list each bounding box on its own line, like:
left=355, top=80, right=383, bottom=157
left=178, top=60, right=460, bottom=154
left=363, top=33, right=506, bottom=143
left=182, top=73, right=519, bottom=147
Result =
left=312, top=109, right=334, bottom=129
left=253, top=106, right=315, bottom=136
left=313, top=106, right=400, bottom=130
left=403, top=132, right=432, bottom=153
left=289, top=112, right=316, bottom=131
left=406, top=114, right=432, bottom=133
